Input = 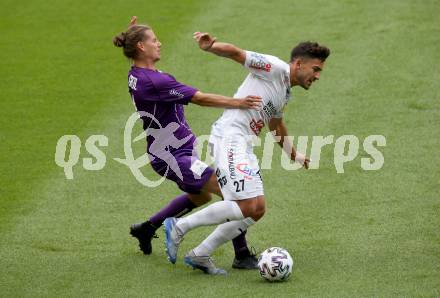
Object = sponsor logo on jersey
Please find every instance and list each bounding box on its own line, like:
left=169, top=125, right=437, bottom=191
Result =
left=227, top=147, right=236, bottom=179
left=169, top=89, right=185, bottom=99
left=128, top=75, right=138, bottom=91
left=262, top=101, right=277, bottom=118
left=250, top=119, right=265, bottom=135
left=249, top=54, right=272, bottom=72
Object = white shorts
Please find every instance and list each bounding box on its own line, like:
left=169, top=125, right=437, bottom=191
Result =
left=209, top=135, right=264, bottom=201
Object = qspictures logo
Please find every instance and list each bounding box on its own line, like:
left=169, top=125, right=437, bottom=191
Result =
left=54, top=112, right=386, bottom=188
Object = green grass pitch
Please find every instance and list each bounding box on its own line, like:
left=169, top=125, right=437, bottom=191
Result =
left=1, top=0, right=439, bottom=297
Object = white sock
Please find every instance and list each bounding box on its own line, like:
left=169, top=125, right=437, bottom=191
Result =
left=193, top=217, right=256, bottom=256
left=176, top=201, right=243, bottom=235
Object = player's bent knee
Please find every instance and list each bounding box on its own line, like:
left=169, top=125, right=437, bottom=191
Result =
left=251, top=208, right=265, bottom=221
left=237, top=196, right=265, bottom=221
left=252, top=196, right=266, bottom=221
left=258, top=206, right=266, bottom=218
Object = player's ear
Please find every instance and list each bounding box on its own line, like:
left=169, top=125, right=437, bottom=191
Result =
left=292, top=58, right=301, bottom=70
left=137, top=41, right=144, bottom=52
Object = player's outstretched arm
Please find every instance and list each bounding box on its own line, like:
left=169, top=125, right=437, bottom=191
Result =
left=191, top=91, right=261, bottom=109
left=268, top=118, right=310, bottom=169
left=193, top=32, right=246, bottom=65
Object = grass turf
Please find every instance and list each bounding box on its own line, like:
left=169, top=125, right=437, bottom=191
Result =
left=1, top=0, right=439, bottom=297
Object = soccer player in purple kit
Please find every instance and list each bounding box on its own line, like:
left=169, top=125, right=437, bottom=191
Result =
left=112, top=16, right=261, bottom=269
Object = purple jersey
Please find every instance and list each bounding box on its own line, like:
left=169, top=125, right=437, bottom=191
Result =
left=127, top=66, right=213, bottom=194
left=127, top=66, right=198, bottom=152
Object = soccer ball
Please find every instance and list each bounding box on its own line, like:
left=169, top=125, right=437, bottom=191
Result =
left=258, top=247, right=293, bottom=282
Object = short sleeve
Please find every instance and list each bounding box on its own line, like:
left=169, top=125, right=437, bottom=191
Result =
left=149, top=73, right=197, bottom=105
left=129, top=74, right=160, bottom=103
left=244, top=51, right=285, bottom=81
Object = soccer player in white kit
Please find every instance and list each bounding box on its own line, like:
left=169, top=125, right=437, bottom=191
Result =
left=164, top=32, right=330, bottom=274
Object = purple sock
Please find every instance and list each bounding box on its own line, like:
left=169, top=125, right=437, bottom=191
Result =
left=148, top=194, right=196, bottom=227
left=232, top=231, right=250, bottom=258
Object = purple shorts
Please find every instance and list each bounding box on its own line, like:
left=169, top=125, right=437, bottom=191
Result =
left=150, top=148, right=214, bottom=194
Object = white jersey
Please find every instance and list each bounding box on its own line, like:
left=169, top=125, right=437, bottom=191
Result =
left=211, top=51, right=292, bottom=137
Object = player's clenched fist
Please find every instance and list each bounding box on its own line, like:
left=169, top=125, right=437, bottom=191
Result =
left=193, top=32, right=216, bottom=51
left=294, top=152, right=310, bottom=169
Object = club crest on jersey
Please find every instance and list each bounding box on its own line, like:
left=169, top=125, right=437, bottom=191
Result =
left=250, top=119, right=264, bottom=135
left=249, top=53, right=272, bottom=72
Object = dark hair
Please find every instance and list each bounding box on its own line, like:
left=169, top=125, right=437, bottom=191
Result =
left=113, top=24, right=151, bottom=59
left=290, top=41, right=330, bottom=62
